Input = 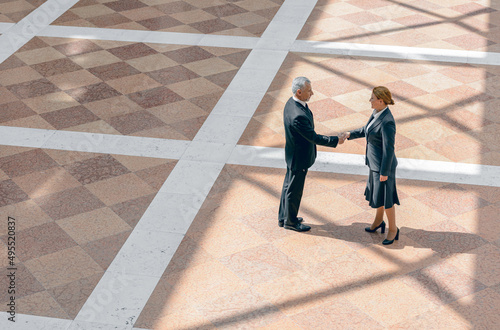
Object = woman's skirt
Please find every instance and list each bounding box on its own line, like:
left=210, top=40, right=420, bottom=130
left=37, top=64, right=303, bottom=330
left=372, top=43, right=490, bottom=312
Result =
left=364, top=170, right=400, bottom=209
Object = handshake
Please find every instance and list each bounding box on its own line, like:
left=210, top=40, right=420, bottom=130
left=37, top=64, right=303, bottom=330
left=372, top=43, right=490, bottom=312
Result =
left=337, top=131, right=350, bottom=144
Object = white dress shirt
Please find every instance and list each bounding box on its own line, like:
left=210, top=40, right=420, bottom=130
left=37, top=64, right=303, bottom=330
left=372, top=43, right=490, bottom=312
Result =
left=366, top=107, right=388, bottom=132
left=293, top=96, right=307, bottom=108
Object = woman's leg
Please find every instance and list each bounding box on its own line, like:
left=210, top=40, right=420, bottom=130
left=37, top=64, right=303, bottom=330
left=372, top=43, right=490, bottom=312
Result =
left=371, top=206, right=385, bottom=229
left=384, top=206, right=397, bottom=239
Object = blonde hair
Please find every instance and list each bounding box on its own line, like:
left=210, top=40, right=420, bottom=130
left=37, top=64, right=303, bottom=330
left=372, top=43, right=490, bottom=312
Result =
left=373, top=86, right=394, bottom=105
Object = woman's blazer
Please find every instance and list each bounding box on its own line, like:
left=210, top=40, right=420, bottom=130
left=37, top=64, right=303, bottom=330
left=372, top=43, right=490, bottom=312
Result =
left=349, top=108, right=398, bottom=176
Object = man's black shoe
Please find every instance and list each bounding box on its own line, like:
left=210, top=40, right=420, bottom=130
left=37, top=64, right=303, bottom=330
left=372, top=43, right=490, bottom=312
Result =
left=279, top=217, right=303, bottom=227
left=284, top=222, right=311, bottom=232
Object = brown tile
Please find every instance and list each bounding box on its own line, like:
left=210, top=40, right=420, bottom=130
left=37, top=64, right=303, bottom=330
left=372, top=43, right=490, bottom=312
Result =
left=0, top=65, right=44, bottom=86
left=0, top=55, right=25, bottom=70
left=0, top=149, right=58, bottom=178
left=0, top=101, right=36, bottom=123
left=107, top=73, right=162, bottom=94
left=48, top=273, right=103, bottom=319
left=190, top=18, right=238, bottom=33
left=218, top=49, right=250, bottom=67
left=12, top=166, right=81, bottom=199
left=31, top=58, right=83, bottom=77
left=0, top=200, right=52, bottom=232
left=164, top=46, right=215, bottom=64
left=128, top=86, right=184, bottom=108
left=135, top=162, right=176, bottom=190
left=66, top=82, right=121, bottom=104
left=35, top=186, right=105, bottom=221
left=6, top=78, right=60, bottom=98
left=203, top=4, right=248, bottom=17
left=155, top=1, right=197, bottom=15
left=40, top=105, right=100, bottom=129
left=8, top=222, right=77, bottom=261
left=12, top=291, right=68, bottom=319
left=64, top=154, right=130, bottom=185
left=87, top=12, right=132, bottom=28
left=138, top=15, right=184, bottom=30
left=85, top=172, right=156, bottom=205
left=204, top=69, right=238, bottom=88
left=57, top=207, right=131, bottom=245
left=107, top=110, right=165, bottom=135
left=110, top=193, right=155, bottom=227
left=82, top=231, right=131, bottom=270
left=24, top=246, right=103, bottom=289
left=88, top=61, right=141, bottom=81
left=85, top=95, right=142, bottom=120
left=0, top=263, right=44, bottom=302
left=146, top=65, right=200, bottom=85
left=0, top=87, right=19, bottom=105
left=105, top=0, right=147, bottom=12
left=108, top=43, right=158, bottom=60
left=171, top=115, right=207, bottom=140
left=53, top=39, right=102, bottom=57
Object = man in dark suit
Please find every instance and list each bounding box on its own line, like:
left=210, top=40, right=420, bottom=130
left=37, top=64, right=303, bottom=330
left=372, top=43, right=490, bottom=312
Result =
left=278, top=76, right=344, bottom=232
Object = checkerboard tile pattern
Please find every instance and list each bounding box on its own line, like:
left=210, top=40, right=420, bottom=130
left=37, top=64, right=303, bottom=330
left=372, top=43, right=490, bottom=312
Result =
left=0, top=146, right=176, bottom=318
left=0, top=36, right=251, bottom=139
left=300, top=0, right=500, bottom=52
left=52, top=0, right=285, bottom=37
left=238, top=52, right=500, bottom=166
left=135, top=164, right=500, bottom=329
left=0, top=0, right=46, bottom=23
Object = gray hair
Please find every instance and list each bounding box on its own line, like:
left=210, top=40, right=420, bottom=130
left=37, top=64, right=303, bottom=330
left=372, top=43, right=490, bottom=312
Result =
left=292, top=76, right=310, bottom=94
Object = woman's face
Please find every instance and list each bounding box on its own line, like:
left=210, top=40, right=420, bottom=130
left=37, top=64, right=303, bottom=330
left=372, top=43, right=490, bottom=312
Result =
left=370, top=93, right=385, bottom=110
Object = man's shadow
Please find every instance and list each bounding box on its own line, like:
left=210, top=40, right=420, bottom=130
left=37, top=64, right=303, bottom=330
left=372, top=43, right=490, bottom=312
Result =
left=305, top=222, right=489, bottom=257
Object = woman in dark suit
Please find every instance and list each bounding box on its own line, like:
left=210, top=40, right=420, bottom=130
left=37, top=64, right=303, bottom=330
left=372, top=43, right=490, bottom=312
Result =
left=342, top=86, right=400, bottom=245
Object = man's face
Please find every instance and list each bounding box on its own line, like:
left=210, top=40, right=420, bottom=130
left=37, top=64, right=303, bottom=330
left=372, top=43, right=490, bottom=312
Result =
left=297, top=82, right=314, bottom=102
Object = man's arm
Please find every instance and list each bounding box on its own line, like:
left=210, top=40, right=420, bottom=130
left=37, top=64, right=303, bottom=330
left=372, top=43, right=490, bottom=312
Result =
left=292, top=116, right=339, bottom=148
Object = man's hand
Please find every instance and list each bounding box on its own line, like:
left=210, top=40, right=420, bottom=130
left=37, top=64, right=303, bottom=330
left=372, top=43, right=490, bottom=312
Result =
left=380, top=175, right=388, bottom=182
left=339, top=132, right=350, bottom=143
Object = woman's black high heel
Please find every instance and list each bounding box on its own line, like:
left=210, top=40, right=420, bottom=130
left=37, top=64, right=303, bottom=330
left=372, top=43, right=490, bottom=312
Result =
left=365, top=221, right=385, bottom=233
left=382, top=228, right=399, bottom=245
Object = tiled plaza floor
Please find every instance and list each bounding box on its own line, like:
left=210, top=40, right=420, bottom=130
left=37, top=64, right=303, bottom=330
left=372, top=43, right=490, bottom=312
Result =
left=0, top=0, right=499, bottom=329
left=53, top=0, right=285, bottom=36
left=239, top=52, right=500, bottom=166
left=0, top=37, right=250, bottom=139
left=299, top=0, right=500, bottom=52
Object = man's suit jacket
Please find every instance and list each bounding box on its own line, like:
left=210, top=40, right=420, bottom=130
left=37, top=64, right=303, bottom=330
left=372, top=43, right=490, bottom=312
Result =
left=349, top=108, right=398, bottom=176
left=284, top=97, right=339, bottom=171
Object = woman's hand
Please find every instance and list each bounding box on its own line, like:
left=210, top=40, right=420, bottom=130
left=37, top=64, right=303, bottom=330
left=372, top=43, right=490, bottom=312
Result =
left=380, top=175, right=388, bottom=182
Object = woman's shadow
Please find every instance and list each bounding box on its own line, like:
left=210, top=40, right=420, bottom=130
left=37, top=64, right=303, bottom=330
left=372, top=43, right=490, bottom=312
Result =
left=306, top=221, right=489, bottom=257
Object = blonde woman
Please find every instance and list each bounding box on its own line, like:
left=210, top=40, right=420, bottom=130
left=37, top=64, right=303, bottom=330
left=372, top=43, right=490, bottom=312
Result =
left=342, top=86, right=400, bottom=245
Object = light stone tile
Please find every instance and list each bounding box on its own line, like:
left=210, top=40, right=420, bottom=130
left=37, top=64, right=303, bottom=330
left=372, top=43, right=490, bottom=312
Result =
left=75, top=272, right=159, bottom=327
left=138, top=192, right=204, bottom=234
left=211, top=90, right=265, bottom=117
left=193, top=114, right=252, bottom=144
left=160, top=159, right=224, bottom=196
left=107, top=230, right=184, bottom=277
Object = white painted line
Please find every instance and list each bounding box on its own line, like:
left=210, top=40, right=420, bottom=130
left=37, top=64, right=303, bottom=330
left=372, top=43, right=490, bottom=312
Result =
left=0, top=22, right=14, bottom=33
left=0, top=126, right=189, bottom=159
left=291, top=40, right=500, bottom=66
left=39, top=25, right=258, bottom=49
left=228, top=145, right=500, bottom=187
